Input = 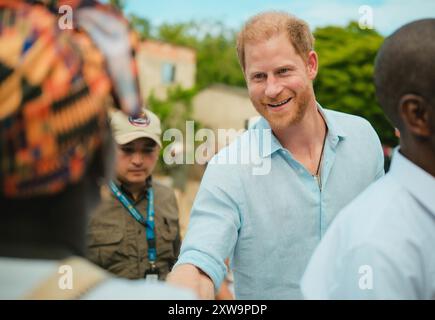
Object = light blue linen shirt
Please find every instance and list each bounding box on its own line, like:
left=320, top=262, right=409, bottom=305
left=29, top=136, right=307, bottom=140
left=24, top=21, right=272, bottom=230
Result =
left=176, top=104, right=384, bottom=299
left=301, top=148, right=435, bottom=299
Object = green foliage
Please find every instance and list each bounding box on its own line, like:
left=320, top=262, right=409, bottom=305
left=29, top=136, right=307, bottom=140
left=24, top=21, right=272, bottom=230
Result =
left=157, top=22, right=198, bottom=47
left=128, top=14, right=151, bottom=39
left=155, top=21, right=245, bottom=89
left=108, top=0, right=126, bottom=11
left=148, top=86, right=196, bottom=132
left=314, top=22, right=396, bottom=146
left=148, top=86, right=198, bottom=173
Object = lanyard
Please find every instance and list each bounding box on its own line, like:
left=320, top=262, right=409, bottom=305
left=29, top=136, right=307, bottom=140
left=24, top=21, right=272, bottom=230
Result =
left=109, top=181, right=157, bottom=265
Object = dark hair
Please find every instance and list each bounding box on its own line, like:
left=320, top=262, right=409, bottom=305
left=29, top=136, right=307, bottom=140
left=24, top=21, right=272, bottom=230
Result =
left=143, top=138, right=158, bottom=150
left=121, top=137, right=158, bottom=153
left=374, top=19, right=435, bottom=130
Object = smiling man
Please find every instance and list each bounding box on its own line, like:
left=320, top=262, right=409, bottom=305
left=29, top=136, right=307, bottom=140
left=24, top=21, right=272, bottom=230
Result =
left=87, top=109, right=181, bottom=281
left=167, top=11, right=384, bottom=299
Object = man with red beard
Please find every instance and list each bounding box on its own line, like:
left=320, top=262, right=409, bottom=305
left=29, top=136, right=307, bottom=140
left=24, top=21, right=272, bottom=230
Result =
left=167, top=11, right=384, bottom=299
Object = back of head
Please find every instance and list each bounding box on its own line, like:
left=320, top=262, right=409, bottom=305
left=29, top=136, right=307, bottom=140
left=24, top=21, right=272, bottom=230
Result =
left=0, top=1, right=113, bottom=200
left=236, top=11, right=315, bottom=72
left=374, top=19, right=435, bottom=132
left=0, top=1, right=139, bottom=257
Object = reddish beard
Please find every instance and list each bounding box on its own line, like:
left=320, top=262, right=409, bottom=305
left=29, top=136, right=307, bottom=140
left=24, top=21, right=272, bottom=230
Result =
left=259, top=90, right=310, bottom=130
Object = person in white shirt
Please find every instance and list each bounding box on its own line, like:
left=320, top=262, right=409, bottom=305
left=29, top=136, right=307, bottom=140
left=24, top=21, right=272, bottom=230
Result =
left=301, top=18, right=435, bottom=300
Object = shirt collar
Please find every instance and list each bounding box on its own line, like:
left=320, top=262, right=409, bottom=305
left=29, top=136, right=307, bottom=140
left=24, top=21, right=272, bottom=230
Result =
left=317, top=103, right=347, bottom=140
left=389, top=147, right=435, bottom=215
left=257, top=102, right=347, bottom=158
left=111, top=177, right=152, bottom=202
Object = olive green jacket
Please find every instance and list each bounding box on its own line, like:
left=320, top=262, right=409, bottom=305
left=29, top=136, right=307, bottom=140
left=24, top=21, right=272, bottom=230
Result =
left=86, top=179, right=181, bottom=280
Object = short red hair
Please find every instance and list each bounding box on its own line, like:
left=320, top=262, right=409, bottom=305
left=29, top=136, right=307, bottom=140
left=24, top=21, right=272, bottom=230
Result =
left=237, top=11, right=315, bottom=71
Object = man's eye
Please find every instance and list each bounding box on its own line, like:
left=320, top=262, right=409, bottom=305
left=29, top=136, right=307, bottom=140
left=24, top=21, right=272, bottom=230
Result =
left=252, top=73, right=266, bottom=81
left=278, top=68, right=290, bottom=75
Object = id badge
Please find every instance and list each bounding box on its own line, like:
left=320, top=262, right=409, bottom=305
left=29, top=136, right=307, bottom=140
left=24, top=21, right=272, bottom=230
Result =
left=144, top=267, right=159, bottom=282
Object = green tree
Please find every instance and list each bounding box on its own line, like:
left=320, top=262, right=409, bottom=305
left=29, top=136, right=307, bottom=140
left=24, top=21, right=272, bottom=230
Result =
left=129, top=14, right=151, bottom=39
left=148, top=86, right=198, bottom=174
left=314, top=22, right=396, bottom=146
left=108, top=0, right=126, bottom=11
left=155, top=21, right=245, bottom=89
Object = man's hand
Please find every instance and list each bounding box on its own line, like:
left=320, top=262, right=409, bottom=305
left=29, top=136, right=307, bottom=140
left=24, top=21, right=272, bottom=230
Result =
left=166, top=264, right=215, bottom=300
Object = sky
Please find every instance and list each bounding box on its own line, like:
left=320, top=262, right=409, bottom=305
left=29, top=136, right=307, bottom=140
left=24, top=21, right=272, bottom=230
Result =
left=124, top=0, right=435, bottom=36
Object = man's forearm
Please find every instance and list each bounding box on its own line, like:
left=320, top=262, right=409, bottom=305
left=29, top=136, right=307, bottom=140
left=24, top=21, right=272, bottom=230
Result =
left=166, top=264, right=215, bottom=299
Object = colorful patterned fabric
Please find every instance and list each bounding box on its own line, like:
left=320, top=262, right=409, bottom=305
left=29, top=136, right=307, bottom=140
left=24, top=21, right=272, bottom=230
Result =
left=75, top=6, right=143, bottom=116
left=0, top=0, right=119, bottom=197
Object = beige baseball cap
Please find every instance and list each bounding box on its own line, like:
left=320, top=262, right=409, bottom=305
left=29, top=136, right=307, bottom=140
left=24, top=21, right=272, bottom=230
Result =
left=110, top=108, right=162, bottom=147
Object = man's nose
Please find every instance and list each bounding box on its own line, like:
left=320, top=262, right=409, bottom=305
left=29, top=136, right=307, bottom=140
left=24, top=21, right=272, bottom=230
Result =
left=265, top=76, right=283, bottom=99
left=131, top=152, right=144, bottom=165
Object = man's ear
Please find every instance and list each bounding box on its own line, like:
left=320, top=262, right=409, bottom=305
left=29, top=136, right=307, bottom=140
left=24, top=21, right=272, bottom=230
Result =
left=306, top=50, right=318, bottom=80
left=399, top=94, right=431, bottom=138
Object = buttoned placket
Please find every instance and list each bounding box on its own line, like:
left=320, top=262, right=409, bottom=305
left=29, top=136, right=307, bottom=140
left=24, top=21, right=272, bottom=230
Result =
left=276, top=130, right=341, bottom=239
left=257, top=104, right=346, bottom=240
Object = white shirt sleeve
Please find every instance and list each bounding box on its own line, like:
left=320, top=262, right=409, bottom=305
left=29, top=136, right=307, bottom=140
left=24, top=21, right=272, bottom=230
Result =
left=83, top=278, right=198, bottom=300
left=302, top=241, right=422, bottom=300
